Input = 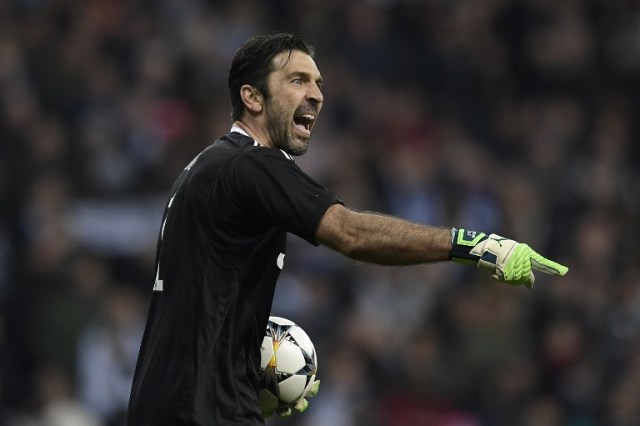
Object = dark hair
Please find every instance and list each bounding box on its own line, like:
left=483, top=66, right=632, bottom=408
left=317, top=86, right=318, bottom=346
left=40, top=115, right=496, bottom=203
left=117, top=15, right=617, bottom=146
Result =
left=228, top=33, right=315, bottom=121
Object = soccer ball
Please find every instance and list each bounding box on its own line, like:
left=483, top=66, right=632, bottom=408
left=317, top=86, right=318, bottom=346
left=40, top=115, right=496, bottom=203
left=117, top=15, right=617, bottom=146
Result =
left=259, top=316, right=318, bottom=416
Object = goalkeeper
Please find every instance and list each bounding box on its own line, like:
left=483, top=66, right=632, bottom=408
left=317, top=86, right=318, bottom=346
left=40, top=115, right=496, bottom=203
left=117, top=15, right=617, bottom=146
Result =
left=127, top=33, right=568, bottom=426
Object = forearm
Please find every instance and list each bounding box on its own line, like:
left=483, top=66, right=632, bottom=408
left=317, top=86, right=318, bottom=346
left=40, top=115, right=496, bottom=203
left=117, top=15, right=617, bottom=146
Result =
left=316, top=205, right=452, bottom=265
left=346, top=212, right=452, bottom=264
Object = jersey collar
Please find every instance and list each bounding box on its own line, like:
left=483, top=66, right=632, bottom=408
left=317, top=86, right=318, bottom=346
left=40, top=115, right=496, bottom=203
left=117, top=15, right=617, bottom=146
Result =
left=230, top=125, right=263, bottom=147
left=229, top=125, right=294, bottom=161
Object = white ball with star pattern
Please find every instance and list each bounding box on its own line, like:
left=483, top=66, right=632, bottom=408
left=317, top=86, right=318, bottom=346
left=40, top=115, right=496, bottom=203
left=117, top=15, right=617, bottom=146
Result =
left=259, top=316, right=318, bottom=416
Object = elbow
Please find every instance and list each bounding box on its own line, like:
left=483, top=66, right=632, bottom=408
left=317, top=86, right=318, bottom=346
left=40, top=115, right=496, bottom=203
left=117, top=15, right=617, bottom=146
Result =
left=328, top=214, right=366, bottom=260
left=315, top=205, right=363, bottom=259
left=334, top=230, right=362, bottom=259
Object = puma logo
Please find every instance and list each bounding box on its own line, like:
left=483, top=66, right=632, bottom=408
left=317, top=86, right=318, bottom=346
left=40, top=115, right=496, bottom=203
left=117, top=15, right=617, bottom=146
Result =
left=489, top=236, right=508, bottom=247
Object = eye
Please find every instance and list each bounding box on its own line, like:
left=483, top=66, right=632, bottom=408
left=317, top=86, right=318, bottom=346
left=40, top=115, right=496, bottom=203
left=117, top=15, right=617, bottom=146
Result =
left=292, top=78, right=303, bottom=85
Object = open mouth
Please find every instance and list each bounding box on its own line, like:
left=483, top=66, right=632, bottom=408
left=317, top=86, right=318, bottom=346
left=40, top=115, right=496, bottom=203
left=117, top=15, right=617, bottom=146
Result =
left=293, top=114, right=315, bottom=136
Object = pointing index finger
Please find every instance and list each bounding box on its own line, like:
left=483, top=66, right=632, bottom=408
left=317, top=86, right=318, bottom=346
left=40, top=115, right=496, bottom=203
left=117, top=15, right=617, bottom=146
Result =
left=530, top=251, right=569, bottom=276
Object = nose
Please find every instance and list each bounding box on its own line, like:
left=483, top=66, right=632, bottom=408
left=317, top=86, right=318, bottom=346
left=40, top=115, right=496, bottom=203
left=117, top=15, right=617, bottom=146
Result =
left=307, top=83, right=323, bottom=107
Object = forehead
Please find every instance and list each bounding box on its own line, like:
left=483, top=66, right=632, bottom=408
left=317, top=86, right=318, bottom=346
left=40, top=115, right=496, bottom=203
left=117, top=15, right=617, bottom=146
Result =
left=271, top=50, right=321, bottom=79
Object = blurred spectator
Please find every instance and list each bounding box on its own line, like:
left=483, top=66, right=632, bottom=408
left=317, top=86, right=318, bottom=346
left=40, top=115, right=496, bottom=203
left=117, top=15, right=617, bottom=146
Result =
left=6, top=364, right=104, bottom=426
left=76, top=283, right=145, bottom=425
left=27, top=250, right=108, bottom=373
left=36, top=365, right=104, bottom=426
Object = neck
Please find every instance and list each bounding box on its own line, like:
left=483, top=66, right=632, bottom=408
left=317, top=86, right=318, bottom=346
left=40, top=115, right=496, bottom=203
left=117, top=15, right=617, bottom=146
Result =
left=232, top=120, right=271, bottom=148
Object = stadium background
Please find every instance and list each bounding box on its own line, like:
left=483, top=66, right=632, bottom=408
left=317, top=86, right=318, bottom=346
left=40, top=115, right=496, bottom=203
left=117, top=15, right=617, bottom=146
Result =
left=1, top=0, right=639, bottom=425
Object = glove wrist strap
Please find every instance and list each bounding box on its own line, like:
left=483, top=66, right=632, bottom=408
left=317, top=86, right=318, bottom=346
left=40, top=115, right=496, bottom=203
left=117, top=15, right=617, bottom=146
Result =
left=450, top=228, right=488, bottom=263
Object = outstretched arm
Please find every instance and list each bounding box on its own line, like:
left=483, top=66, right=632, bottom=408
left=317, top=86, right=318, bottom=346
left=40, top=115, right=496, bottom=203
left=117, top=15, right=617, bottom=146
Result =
left=315, top=204, right=568, bottom=287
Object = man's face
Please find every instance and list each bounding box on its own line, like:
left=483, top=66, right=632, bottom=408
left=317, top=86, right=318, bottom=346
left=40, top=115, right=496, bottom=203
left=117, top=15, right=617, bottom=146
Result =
left=263, top=50, right=324, bottom=156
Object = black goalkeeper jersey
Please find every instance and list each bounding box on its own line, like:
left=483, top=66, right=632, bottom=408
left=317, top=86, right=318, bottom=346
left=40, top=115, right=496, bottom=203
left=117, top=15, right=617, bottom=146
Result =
left=127, top=130, right=341, bottom=426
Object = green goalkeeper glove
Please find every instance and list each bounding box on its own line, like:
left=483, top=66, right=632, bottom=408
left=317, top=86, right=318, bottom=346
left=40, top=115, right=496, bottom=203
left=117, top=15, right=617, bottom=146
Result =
left=450, top=228, right=568, bottom=288
left=274, top=380, right=320, bottom=418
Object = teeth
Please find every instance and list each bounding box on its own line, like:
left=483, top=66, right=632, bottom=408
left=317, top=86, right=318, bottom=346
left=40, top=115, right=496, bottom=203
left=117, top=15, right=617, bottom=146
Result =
left=294, top=114, right=315, bottom=131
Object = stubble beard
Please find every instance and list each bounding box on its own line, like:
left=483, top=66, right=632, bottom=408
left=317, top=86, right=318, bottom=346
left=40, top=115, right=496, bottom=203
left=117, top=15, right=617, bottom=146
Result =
left=265, top=100, right=310, bottom=156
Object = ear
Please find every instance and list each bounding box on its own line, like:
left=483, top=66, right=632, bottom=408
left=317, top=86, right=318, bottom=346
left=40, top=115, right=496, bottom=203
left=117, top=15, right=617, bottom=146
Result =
left=240, top=85, right=263, bottom=114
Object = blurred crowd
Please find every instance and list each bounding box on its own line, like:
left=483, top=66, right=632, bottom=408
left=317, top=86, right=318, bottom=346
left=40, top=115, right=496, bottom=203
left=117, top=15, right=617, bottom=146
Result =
left=1, top=0, right=639, bottom=425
